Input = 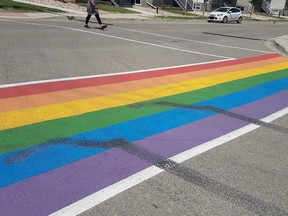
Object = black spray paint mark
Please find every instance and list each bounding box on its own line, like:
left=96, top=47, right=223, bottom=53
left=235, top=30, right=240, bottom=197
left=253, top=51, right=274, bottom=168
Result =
left=5, top=149, right=37, bottom=164
left=6, top=101, right=287, bottom=164
left=115, top=139, right=288, bottom=216
left=4, top=100, right=288, bottom=214
left=202, top=32, right=266, bottom=41
left=130, top=101, right=288, bottom=134
left=4, top=137, right=288, bottom=215
left=4, top=138, right=128, bottom=164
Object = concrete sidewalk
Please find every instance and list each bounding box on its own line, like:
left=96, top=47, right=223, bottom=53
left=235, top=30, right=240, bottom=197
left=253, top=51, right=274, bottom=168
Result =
left=272, top=36, right=288, bottom=55
left=0, top=12, right=154, bottom=20
left=4, top=0, right=161, bottom=20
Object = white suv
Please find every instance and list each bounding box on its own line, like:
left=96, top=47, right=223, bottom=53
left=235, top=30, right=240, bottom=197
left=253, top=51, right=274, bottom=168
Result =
left=207, top=7, right=243, bottom=24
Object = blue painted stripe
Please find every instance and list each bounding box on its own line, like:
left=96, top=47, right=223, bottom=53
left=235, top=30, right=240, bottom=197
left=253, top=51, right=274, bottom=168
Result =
left=0, top=78, right=287, bottom=188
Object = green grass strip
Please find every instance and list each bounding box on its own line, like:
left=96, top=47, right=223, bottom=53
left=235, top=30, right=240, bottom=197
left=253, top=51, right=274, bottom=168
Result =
left=1, top=69, right=287, bottom=154
left=76, top=2, right=139, bottom=14
left=0, top=0, right=63, bottom=13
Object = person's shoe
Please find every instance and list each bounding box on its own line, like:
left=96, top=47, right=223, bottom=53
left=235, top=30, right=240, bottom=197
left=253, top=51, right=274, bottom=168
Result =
left=84, top=24, right=90, bottom=28
left=100, top=24, right=107, bottom=29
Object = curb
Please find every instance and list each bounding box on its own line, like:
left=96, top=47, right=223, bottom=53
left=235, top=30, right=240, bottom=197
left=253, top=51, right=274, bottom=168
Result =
left=273, top=37, right=288, bottom=56
left=265, top=37, right=288, bottom=56
left=272, top=40, right=288, bottom=56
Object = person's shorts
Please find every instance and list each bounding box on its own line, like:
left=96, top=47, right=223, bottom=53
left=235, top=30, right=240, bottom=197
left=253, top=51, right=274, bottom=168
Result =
left=87, top=8, right=99, bottom=15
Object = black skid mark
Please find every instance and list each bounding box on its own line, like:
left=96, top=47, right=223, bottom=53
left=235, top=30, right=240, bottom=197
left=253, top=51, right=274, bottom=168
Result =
left=4, top=138, right=129, bottom=164
left=130, top=101, right=288, bottom=134
left=4, top=137, right=288, bottom=215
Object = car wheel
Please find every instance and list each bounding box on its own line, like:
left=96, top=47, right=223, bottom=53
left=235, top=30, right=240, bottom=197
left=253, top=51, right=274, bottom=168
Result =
left=237, top=17, right=242, bottom=24
left=222, top=16, right=228, bottom=23
left=207, top=20, right=212, bottom=23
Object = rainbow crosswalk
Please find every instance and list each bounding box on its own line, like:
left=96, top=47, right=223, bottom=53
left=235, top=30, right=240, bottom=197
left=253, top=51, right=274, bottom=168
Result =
left=0, top=54, right=287, bottom=215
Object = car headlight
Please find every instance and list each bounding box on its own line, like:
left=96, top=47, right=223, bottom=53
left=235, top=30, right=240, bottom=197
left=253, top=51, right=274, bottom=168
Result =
left=217, top=14, right=223, bottom=16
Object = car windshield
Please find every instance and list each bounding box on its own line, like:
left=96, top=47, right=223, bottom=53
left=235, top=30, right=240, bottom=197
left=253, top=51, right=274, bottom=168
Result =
left=215, top=7, right=230, bottom=12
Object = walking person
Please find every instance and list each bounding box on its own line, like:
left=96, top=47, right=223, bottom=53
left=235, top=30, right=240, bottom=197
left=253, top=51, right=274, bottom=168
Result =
left=85, top=0, right=107, bottom=29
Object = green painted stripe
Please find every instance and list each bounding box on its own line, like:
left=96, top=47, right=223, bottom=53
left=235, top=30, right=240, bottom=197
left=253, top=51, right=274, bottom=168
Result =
left=1, top=69, right=287, bottom=154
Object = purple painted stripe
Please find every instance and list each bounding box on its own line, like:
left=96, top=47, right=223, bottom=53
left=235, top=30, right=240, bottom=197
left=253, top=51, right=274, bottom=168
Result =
left=1, top=90, right=287, bottom=216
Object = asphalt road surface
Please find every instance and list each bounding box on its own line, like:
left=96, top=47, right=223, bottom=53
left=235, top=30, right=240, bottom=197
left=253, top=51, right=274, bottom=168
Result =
left=0, top=17, right=287, bottom=216
left=1, top=18, right=287, bottom=84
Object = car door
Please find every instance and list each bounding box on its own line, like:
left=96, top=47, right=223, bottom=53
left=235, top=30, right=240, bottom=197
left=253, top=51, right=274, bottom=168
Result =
left=230, top=8, right=240, bottom=20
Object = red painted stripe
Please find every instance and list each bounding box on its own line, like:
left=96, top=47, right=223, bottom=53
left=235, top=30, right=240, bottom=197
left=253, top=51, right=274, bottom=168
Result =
left=0, top=53, right=280, bottom=99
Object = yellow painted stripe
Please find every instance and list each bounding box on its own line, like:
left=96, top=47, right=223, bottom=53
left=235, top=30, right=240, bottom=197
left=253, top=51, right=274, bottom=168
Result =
left=1, top=56, right=287, bottom=113
left=0, top=62, right=287, bottom=130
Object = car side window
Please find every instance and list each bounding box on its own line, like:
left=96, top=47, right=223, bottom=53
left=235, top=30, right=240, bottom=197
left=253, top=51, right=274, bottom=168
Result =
left=231, top=8, right=240, bottom=13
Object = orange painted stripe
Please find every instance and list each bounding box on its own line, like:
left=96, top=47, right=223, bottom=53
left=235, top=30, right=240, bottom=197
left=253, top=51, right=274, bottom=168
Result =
left=0, top=56, right=287, bottom=113
left=0, top=54, right=280, bottom=99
